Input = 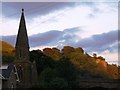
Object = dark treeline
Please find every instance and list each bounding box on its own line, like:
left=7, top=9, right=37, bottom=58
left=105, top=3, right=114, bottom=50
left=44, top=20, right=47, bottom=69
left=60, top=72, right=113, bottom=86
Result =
left=29, top=46, right=120, bottom=89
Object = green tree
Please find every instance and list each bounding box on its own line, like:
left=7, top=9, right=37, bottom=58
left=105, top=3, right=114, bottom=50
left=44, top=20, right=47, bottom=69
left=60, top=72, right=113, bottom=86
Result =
left=56, top=57, right=79, bottom=88
left=30, top=50, right=56, bottom=75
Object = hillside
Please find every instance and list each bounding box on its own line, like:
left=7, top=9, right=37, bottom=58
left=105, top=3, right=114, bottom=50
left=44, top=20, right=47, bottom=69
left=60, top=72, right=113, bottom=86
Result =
left=0, top=41, right=14, bottom=51
left=0, top=41, right=15, bottom=63
left=0, top=41, right=15, bottom=57
left=30, top=47, right=120, bottom=88
left=42, top=46, right=120, bottom=79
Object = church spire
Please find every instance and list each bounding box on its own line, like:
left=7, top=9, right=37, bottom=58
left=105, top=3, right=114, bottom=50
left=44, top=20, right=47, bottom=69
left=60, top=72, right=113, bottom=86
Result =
left=14, top=9, right=38, bottom=88
left=22, top=8, right=24, bottom=12
left=15, top=9, right=29, bottom=61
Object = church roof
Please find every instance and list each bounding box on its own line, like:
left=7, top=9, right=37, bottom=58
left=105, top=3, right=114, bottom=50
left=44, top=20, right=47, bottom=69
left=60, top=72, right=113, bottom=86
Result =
left=1, top=64, right=14, bottom=79
left=0, top=64, right=19, bottom=81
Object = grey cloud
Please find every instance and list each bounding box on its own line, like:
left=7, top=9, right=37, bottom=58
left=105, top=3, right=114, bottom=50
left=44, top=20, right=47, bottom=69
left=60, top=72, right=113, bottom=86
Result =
left=29, top=27, right=80, bottom=47
left=29, top=30, right=63, bottom=47
left=74, top=30, right=118, bottom=52
left=2, top=35, right=16, bottom=47
left=2, top=2, right=76, bottom=19
left=2, top=27, right=118, bottom=53
left=2, top=2, right=100, bottom=20
left=64, top=27, right=80, bottom=33
left=30, top=29, right=118, bottom=53
left=2, top=27, right=80, bottom=48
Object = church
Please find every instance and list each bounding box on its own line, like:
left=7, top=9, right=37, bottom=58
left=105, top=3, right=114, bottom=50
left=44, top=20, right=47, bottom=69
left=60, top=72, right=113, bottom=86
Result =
left=1, top=9, right=38, bottom=89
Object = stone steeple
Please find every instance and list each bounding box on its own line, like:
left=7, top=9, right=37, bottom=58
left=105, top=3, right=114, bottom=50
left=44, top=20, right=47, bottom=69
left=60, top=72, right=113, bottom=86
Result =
left=15, top=8, right=29, bottom=61
left=14, top=9, right=32, bottom=88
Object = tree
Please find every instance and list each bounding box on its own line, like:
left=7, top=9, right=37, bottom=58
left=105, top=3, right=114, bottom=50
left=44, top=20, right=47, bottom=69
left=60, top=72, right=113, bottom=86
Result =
left=30, top=50, right=57, bottom=75
left=56, top=57, right=79, bottom=88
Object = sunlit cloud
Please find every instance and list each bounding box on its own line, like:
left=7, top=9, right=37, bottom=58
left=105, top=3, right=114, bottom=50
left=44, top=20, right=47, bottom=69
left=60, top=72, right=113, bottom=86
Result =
left=99, top=50, right=119, bottom=65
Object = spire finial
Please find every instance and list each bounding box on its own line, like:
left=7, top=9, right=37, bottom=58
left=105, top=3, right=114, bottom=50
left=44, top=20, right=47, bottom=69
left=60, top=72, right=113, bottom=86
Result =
left=22, top=8, right=24, bottom=13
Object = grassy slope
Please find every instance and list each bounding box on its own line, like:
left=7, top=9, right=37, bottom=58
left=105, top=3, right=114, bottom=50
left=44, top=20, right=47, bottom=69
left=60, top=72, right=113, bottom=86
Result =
left=0, top=41, right=15, bottom=57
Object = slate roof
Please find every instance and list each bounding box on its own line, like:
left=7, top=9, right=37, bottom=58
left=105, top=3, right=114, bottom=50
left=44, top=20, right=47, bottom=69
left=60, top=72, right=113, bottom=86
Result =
left=1, top=64, right=14, bottom=79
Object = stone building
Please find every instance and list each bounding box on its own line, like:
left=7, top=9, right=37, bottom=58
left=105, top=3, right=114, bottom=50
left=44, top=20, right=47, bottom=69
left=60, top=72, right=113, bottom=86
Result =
left=1, top=9, right=38, bottom=89
left=13, top=9, right=38, bottom=88
left=1, top=64, right=19, bottom=89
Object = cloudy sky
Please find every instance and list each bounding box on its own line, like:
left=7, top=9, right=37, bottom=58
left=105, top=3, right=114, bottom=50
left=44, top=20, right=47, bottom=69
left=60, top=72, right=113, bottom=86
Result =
left=0, top=0, right=119, bottom=65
